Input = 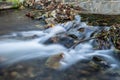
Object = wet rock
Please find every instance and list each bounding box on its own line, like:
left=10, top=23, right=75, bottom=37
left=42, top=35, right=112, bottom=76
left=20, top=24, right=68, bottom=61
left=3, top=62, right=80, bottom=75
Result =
left=45, top=53, right=64, bottom=69
left=92, top=56, right=103, bottom=62
left=90, top=56, right=110, bottom=70
left=10, top=71, right=21, bottom=78
left=44, top=36, right=74, bottom=48
left=67, top=34, right=78, bottom=40
left=78, top=28, right=85, bottom=32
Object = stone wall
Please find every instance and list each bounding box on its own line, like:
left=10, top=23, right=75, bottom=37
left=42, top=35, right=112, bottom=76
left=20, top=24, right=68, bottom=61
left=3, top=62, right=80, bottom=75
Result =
left=65, top=0, right=120, bottom=15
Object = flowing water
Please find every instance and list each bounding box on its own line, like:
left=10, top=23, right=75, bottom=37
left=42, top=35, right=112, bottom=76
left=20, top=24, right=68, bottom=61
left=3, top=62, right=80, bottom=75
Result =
left=0, top=16, right=119, bottom=68
left=0, top=14, right=120, bottom=80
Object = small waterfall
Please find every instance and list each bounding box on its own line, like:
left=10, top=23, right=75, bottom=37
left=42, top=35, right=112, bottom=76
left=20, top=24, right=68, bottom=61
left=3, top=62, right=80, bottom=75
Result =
left=0, top=16, right=119, bottom=70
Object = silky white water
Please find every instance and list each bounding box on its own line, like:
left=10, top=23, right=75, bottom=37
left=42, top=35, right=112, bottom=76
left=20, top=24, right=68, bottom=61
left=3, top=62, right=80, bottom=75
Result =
left=0, top=17, right=119, bottom=70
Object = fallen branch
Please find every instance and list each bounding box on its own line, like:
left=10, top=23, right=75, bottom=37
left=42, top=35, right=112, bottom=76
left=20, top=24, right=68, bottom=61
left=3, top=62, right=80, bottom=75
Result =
left=71, top=37, right=96, bottom=49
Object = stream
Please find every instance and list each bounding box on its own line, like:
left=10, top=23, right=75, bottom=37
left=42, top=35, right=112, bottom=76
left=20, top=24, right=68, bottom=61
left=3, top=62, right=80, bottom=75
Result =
left=0, top=10, right=120, bottom=80
left=0, top=21, right=119, bottom=69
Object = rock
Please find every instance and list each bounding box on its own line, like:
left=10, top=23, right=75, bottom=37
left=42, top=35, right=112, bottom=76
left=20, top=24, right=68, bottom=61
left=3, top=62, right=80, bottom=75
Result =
left=44, top=36, right=74, bottom=48
left=50, top=10, right=57, bottom=18
left=67, top=34, right=78, bottom=40
left=45, top=53, right=64, bottom=69
left=23, top=0, right=35, bottom=8
left=90, top=56, right=110, bottom=70
left=19, top=5, right=25, bottom=9
left=77, top=28, right=85, bottom=32
left=45, top=18, right=57, bottom=25
left=92, top=56, right=103, bottom=62
left=11, top=71, right=19, bottom=77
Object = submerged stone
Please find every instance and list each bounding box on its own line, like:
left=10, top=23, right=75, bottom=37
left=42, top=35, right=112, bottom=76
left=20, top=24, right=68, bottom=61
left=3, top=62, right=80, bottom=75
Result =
left=45, top=53, right=64, bottom=69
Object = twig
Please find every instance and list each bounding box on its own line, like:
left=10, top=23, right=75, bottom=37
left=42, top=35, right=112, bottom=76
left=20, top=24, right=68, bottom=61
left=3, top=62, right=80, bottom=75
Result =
left=71, top=37, right=96, bottom=49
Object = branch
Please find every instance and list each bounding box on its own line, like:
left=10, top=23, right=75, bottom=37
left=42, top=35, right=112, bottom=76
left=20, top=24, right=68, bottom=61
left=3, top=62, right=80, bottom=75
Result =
left=71, top=37, right=96, bottom=49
